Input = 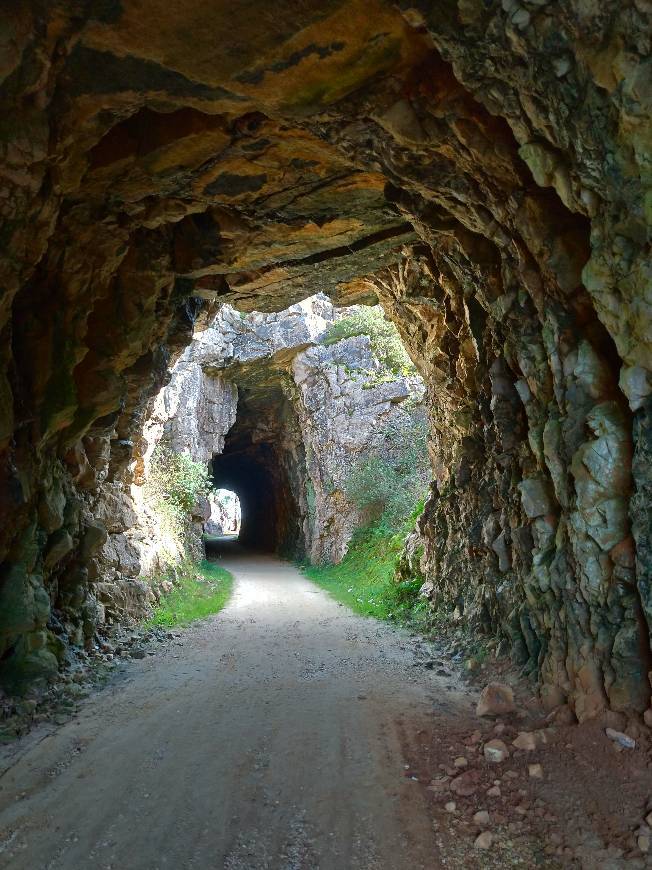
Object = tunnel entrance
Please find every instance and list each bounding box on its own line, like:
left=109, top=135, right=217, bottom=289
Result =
left=211, top=386, right=306, bottom=556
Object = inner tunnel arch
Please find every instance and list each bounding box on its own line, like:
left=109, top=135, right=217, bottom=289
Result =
left=211, top=385, right=307, bottom=556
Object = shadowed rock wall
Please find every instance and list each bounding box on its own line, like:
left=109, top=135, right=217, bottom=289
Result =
left=0, top=1, right=649, bottom=715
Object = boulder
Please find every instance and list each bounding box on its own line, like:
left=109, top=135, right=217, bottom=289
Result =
left=476, top=683, right=516, bottom=717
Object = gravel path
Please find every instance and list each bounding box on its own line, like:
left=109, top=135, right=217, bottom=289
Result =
left=0, top=545, right=475, bottom=869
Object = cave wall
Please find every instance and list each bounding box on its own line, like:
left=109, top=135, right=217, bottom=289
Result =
left=380, top=251, right=648, bottom=720
left=0, top=1, right=649, bottom=712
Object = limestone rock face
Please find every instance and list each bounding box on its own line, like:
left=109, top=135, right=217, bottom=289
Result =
left=291, top=334, right=425, bottom=562
left=0, top=0, right=649, bottom=713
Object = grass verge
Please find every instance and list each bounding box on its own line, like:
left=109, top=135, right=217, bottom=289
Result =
left=302, top=521, right=430, bottom=628
left=146, top=560, right=234, bottom=628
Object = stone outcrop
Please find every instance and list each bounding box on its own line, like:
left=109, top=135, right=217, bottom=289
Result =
left=292, top=332, right=425, bottom=562
left=0, top=0, right=650, bottom=720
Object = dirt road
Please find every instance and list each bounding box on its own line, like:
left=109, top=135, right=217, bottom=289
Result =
left=0, top=545, right=475, bottom=870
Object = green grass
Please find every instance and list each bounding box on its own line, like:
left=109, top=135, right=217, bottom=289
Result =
left=146, top=560, right=234, bottom=628
left=302, top=521, right=429, bottom=626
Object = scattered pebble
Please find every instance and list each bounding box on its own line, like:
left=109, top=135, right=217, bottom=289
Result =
left=474, top=831, right=493, bottom=850
left=528, top=763, right=544, bottom=779
left=483, top=739, right=509, bottom=763
left=605, top=728, right=636, bottom=750
left=513, top=731, right=537, bottom=751
left=450, top=770, right=481, bottom=797
left=445, top=801, right=457, bottom=813
left=473, top=810, right=490, bottom=826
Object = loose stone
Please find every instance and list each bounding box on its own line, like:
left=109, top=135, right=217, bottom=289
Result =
left=605, top=728, right=636, bottom=750
left=476, top=683, right=516, bottom=717
left=513, top=731, right=537, bottom=751
left=474, top=831, right=493, bottom=850
left=484, top=739, right=510, bottom=763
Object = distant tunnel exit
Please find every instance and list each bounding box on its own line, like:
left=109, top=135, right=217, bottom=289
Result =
left=205, top=489, right=241, bottom=537
left=211, top=388, right=306, bottom=556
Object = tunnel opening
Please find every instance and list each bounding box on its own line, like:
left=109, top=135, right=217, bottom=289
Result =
left=205, top=488, right=241, bottom=539
left=211, top=385, right=306, bottom=557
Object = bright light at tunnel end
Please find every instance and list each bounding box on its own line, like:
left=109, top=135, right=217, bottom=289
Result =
left=205, top=488, right=242, bottom=537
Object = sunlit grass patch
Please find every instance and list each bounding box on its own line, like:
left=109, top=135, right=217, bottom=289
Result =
left=146, top=560, right=234, bottom=628
left=302, top=520, right=429, bottom=628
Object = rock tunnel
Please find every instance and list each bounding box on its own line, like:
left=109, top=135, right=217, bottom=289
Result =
left=211, top=386, right=307, bottom=555
left=0, top=0, right=650, bottom=723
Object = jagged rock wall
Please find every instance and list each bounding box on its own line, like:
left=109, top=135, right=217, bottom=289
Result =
left=382, top=249, right=648, bottom=721
left=0, top=1, right=649, bottom=715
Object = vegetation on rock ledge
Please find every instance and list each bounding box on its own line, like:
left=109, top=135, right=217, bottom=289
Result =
left=345, top=418, right=430, bottom=527
left=148, top=446, right=213, bottom=516
left=144, top=446, right=213, bottom=564
left=322, top=306, right=414, bottom=374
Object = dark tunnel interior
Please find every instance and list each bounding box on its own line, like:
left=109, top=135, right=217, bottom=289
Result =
left=210, top=388, right=305, bottom=555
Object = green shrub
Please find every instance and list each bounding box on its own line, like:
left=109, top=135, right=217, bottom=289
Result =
left=144, top=446, right=213, bottom=558
left=149, top=446, right=213, bottom=515
left=322, top=306, right=414, bottom=374
left=345, top=417, right=430, bottom=530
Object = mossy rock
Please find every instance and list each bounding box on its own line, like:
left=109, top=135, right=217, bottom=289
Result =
left=0, top=564, right=35, bottom=638
left=0, top=646, right=58, bottom=695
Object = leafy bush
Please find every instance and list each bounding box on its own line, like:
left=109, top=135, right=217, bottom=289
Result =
left=144, top=446, right=213, bottom=557
left=322, top=306, right=414, bottom=374
left=148, top=446, right=213, bottom=516
left=345, top=417, right=430, bottom=530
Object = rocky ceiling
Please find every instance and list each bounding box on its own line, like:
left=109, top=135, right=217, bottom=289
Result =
left=1, top=1, right=651, bottom=711
left=2, top=1, right=648, bottom=451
